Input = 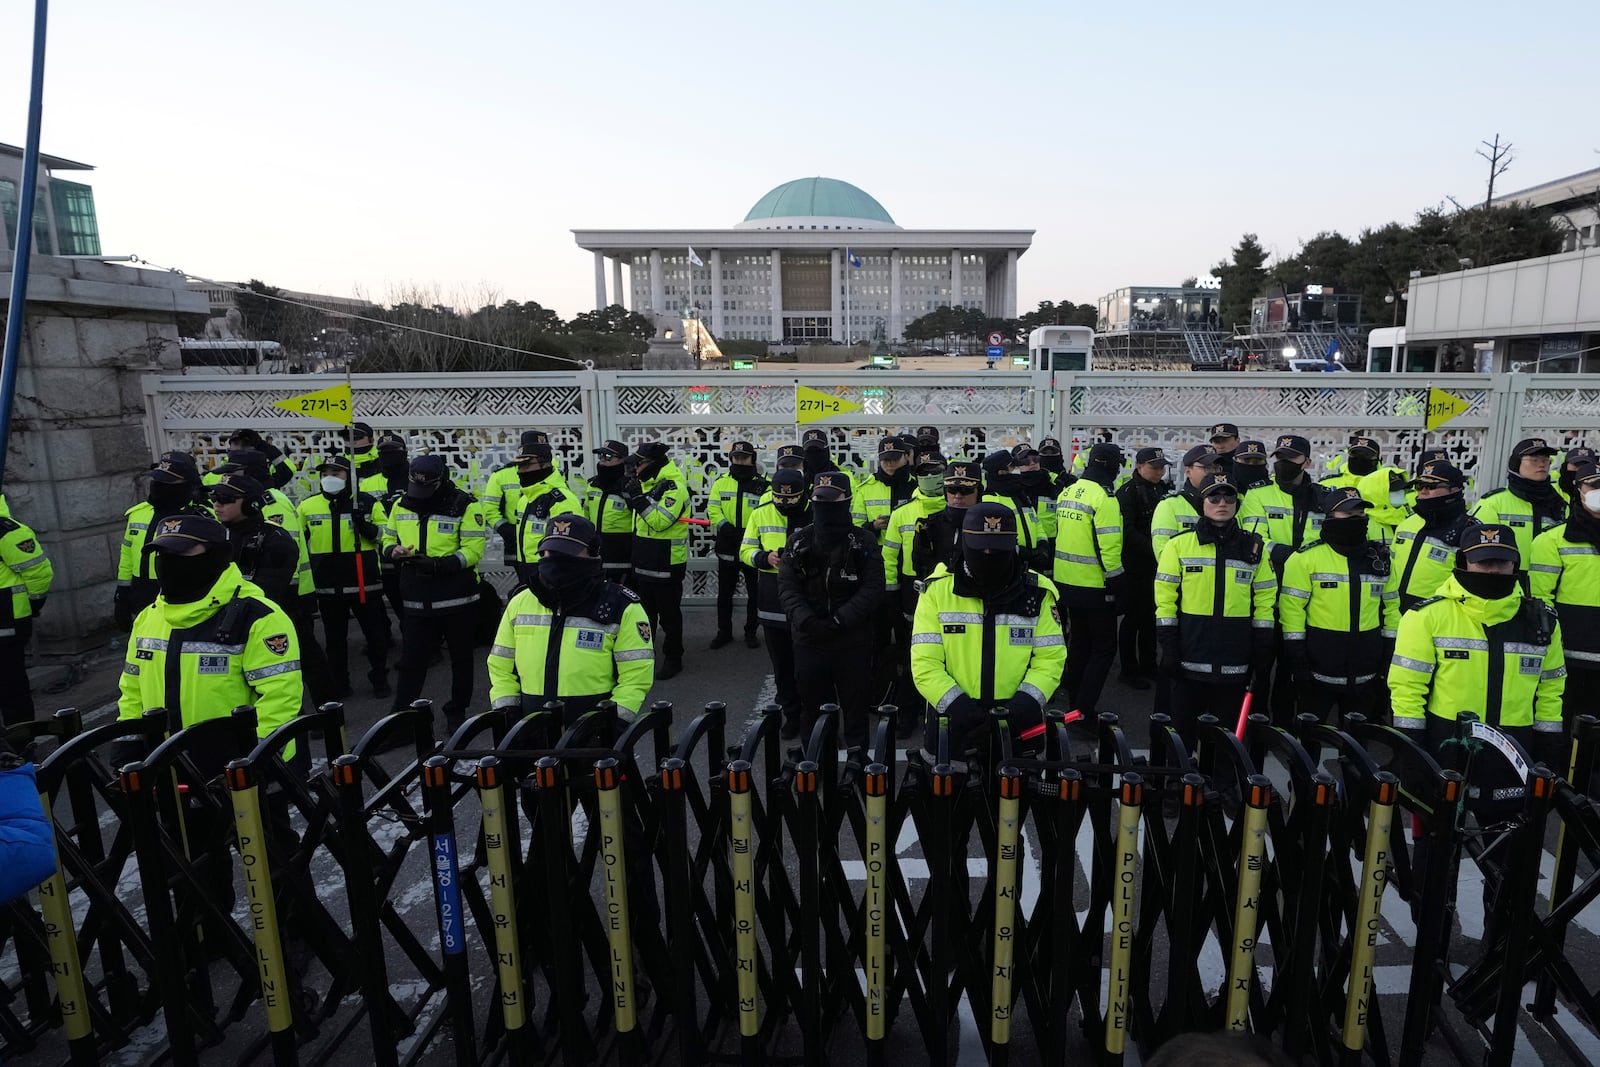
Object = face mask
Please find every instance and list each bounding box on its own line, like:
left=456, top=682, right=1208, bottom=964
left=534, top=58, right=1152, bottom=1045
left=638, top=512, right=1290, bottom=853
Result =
left=1320, top=515, right=1369, bottom=548
left=962, top=548, right=1015, bottom=593
left=517, top=467, right=547, bottom=487
left=537, top=554, right=602, bottom=598
left=811, top=499, right=852, bottom=531
left=407, top=479, right=440, bottom=500
left=943, top=503, right=971, bottom=524
left=1414, top=492, right=1464, bottom=525
left=774, top=496, right=805, bottom=516
left=1585, top=489, right=1600, bottom=513
left=636, top=458, right=667, bottom=482
left=1273, top=460, right=1304, bottom=484
left=988, top=471, right=1019, bottom=494
left=730, top=463, right=756, bottom=482
left=1389, top=490, right=1407, bottom=507
left=1039, top=455, right=1065, bottom=474
left=1455, top=569, right=1518, bottom=600
left=379, top=456, right=409, bottom=480
left=1234, top=461, right=1267, bottom=485
left=1559, top=470, right=1576, bottom=497
left=592, top=463, right=623, bottom=487
left=1347, top=453, right=1380, bottom=477
left=321, top=476, right=349, bottom=495
left=918, top=474, right=945, bottom=496
left=155, top=549, right=229, bottom=605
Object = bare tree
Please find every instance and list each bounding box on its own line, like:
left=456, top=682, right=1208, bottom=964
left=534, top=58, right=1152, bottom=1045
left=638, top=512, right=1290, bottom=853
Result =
left=1478, top=134, right=1515, bottom=207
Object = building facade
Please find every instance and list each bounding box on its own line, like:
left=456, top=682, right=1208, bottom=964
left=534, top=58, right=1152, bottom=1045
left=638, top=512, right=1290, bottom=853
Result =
left=0, top=141, right=101, bottom=259
left=1493, top=166, right=1600, bottom=255
left=573, top=177, right=1032, bottom=342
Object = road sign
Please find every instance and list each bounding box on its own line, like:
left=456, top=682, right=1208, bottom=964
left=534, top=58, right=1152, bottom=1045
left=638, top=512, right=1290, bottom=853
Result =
left=272, top=382, right=353, bottom=426
left=1011, top=355, right=1029, bottom=367
left=796, top=384, right=863, bottom=425
left=987, top=331, right=1004, bottom=347
left=1424, top=387, right=1472, bottom=431
left=987, top=346, right=1005, bottom=361
left=730, top=359, right=755, bottom=371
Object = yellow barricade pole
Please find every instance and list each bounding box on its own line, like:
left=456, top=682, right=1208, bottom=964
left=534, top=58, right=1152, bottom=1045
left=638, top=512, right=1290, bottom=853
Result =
left=1105, top=773, right=1143, bottom=1063
left=594, top=756, right=640, bottom=1051
left=989, top=766, right=1022, bottom=1065
left=1225, top=774, right=1273, bottom=1031
left=35, top=789, right=96, bottom=1065
left=1341, top=771, right=1399, bottom=1060
left=225, top=760, right=298, bottom=1066
left=862, top=761, right=889, bottom=1055
left=476, top=756, right=532, bottom=1065
left=728, top=759, right=763, bottom=1061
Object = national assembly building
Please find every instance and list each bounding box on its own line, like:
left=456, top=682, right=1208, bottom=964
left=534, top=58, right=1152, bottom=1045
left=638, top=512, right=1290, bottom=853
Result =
left=573, top=177, right=1033, bottom=343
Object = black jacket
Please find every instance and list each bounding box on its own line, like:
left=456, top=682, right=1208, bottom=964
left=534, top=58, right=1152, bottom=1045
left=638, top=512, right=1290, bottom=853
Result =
left=777, top=525, right=885, bottom=646
left=228, top=518, right=301, bottom=611
left=1115, top=474, right=1169, bottom=578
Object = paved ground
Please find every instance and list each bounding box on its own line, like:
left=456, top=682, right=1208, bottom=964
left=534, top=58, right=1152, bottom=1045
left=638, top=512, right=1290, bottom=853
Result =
left=12, top=603, right=1600, bottom=1065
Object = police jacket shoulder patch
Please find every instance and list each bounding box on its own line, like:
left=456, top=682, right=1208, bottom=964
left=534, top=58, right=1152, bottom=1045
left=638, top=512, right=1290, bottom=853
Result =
left=593, top=582, right=639, bottom=625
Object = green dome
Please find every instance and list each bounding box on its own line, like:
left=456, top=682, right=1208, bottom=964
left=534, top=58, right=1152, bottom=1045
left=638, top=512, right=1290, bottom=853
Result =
left=740, top=177, right=895, bottom=227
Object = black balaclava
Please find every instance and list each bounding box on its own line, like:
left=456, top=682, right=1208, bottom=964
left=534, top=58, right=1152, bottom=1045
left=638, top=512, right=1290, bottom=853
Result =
left=1320, top=513, right=1369, bottom=553
left=1020, top=468, right=1054, bottom=496
left=1234, top=461, right=1270, bottom=492
left=637, top=457, right=667, bottom=482
left=155, top=547, right=231, bottom=604
left=1039, top=453, right=1065, bottom=475
left=730, top=462, right=757, bottom=483
left=1347, top=452, right=1380, bottom=477
left=378, top=453, right=409, bottom=485
left=811, top=499, right=853, bottom=546
left=537, top=555, right=603, bottom=604
left=961, top=546, right=1017, bottom=596
left=1455, top=567, right=1519, bottom=601
left=802, top=444, right=835, bottom=478
left=1083, top=455, right=1120, bottom=490
left=1414, top=490, right=1466, bottom=529
left=517, top=462, right=551, bottom=488
left=149, top=480, right=193, bottom=510
left=592, top=462, right=624, bottom=488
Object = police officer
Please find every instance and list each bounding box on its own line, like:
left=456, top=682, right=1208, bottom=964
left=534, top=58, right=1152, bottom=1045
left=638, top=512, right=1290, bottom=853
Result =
left=1232, top=440, right=1272, bottom=493
left=1115, top=446, right=1172, bottom=689
left=582, top=440, right=636, bottom=582
left=1208, top=422, right=1241, bottom=478
left=210, top=448, right=302, bottom=534
left=481, top=431, right=532, bottom=560
left=226, top=428, right=296, bottom=489
left=883, top=452, right=951, bottom=737
left=707, top=441, right=767, bottom=650
left=1055, top=442, right=1125, bottom=716
left=0, top=497, right=53, bottom=726
left=382, top=455, right=488, bottom=732
left=362, top=435, right=411, bottom=621
left=118, top=514, right=304, bottom=772
left=116, top=450, right=211, bottom=630
left=778, top=470, right=883, bottom=751
left=1278, top=487, right=1398, bottom=722
left=1531, top=462, right=1600, bottom=726
left=911, top=458, right=982, bottom=581
left=1151, top=445, right=1220, bottom=560
left=982, top=450, right=1045, bottom=570
left=507, top=430, right=584, bottom=584
left=1154, top=473, right=1276, bottom=746
left=487, top=514, right=654, bottom=723
left=1558, top=446, right=1598, bottom=502
left=1240, top=433, right=1326, bottom=570
left=1321, top=435, right=1383, bottom=491
left=1036, top=437, right=1075, bottom=496
left=1472, top=438, right=1566, bottom=564
left=856, top=436, right=914, bottom=532
left=1015, top=443, right=1057, bottom=550
left=346, top=422, right=380, bottom=482
left=800, top=427, right=843, bottom=481
left=742, top=468, right=811, bottom=738
left=1390, top=523, right=1566, bottom=768
left=299, top=457, right=391, bottom=700
left=212, top=473, right=300, bottom=611
left=1388, top=460, right=1476, bottom=611
left=622, top=441, right=689, bottom=680
left=910, top=502, right=1065, bottom=753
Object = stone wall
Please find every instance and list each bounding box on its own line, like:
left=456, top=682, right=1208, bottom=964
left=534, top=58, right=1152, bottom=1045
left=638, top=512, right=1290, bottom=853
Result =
left=1, top=257, right=205, bottom=654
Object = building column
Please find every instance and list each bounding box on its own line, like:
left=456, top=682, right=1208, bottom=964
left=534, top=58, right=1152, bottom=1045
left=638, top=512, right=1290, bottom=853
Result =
left=709, top=249, right=724, bottom=336
left=950, top=249, right=963, bottom=310
left=1004, top=250, right=1018, bottom=319
left=889, top=250, right=902, bottom=342
left=612, top=258, right=625, bottom=311
left=593, top=251, right=608, bottom=311
left=649, top=249, right=665, bottom=314
left=830, top=250, right=843, bottom=342
left=770, top=249, right=783, bottom=342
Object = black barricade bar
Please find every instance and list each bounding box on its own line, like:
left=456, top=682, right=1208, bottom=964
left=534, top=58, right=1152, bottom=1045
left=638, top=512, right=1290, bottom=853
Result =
left=12, top=703, right=1600, bottom=1065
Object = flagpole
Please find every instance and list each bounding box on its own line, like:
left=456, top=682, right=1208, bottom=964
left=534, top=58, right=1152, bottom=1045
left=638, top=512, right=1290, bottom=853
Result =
left=844, top=247, right=851, bottom=346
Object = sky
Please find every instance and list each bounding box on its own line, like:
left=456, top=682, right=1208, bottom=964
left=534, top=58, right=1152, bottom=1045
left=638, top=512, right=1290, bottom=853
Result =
left=4, top=0, right=1597, bottom=319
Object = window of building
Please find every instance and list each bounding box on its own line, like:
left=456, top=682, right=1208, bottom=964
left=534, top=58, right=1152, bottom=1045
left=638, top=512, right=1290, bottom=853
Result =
left=48, top=179, right=100, bottom=256
left=0, top=177, right=55, bottom=255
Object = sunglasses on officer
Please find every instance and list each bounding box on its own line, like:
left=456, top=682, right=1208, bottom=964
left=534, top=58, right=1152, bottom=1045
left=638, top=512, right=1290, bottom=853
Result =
left=1204, top=492, right=1238, bottom=506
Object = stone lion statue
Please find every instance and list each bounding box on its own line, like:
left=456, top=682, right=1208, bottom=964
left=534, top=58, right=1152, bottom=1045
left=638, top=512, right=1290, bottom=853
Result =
left=203, top=307, right=245, bottom=340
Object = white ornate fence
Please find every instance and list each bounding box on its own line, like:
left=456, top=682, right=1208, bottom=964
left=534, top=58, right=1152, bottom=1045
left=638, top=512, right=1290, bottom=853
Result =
left=143, top=370, right=1600, bottom=598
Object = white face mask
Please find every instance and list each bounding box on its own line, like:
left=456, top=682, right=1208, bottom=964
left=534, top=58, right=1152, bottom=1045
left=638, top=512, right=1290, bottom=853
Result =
left=320, top=475, right=347, bottom=495
left=1389, top=490, right=1407, bottom=507
left=1585, top=488, right=1600, bottom=513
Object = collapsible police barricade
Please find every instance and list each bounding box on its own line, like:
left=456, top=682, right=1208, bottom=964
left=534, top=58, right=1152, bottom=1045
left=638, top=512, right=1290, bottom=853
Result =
left=11, top=699, right=1600, bottom=1066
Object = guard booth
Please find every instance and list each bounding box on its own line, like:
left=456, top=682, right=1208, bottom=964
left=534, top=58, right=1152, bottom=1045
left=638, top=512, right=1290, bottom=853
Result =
left=1028, top=324, right=1094, bottom=371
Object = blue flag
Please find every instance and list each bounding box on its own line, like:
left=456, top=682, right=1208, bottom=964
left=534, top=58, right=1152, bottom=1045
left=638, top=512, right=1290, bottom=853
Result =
left=847, top=248, right=862, bottom=269
left=1324, top=337, right=1340, bottom=359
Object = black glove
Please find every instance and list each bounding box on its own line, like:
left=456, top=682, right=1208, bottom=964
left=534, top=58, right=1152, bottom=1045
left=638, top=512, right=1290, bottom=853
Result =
left=910, top=526, right=935, bottom=578
left=1105, top=572, right=1127, bottom=598
left=1269, top=543, right=1292, bottom=570
left=404, top=554, right=437, bottom=575
left=1030, top=544, right=1053, bottom=573
left=112, top=587, right=134, bottom=632
left=1156, top=631, right=1180, bottom=678
left=1532, top=729, right=1567, bottom=776
left=621, top=477, right=645, bottom=505
left=1004, top=691, right=1044, bottom=733
left=29, top=596, right=45, bottom=619
left=433, top=554, right=463, bottom=575
left=942, top=695, right=986, bottom=749
left=495, top=522, right=517, bottom=560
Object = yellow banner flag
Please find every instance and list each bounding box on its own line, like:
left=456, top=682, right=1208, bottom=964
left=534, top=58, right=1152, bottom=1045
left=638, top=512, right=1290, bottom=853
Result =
left=1424, top=387, right=1471, bottom=432
left=272, top=382, right=354, bottom=426
left=796, top=384, right=863, bottom=425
